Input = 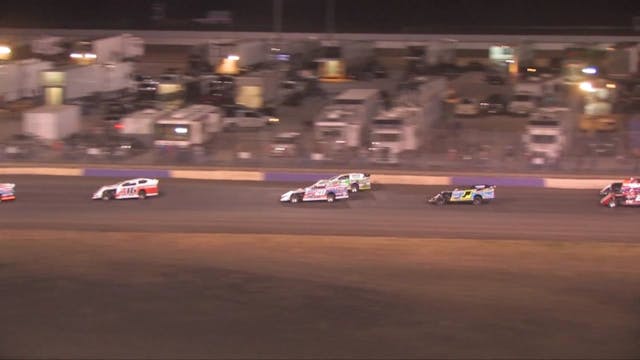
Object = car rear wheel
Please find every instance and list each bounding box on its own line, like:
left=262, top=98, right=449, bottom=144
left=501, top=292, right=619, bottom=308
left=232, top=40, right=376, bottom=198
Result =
left=290, top=195, right=300, bottom=203
left=351, top=183, right=359, bottom=193
left=472, top=195, right=483, bottom=205
left=327, top=193, right=335, bottom=203
left=138, top=190, right=147, bottom=200
left=608, top=198, right=617, bottom=208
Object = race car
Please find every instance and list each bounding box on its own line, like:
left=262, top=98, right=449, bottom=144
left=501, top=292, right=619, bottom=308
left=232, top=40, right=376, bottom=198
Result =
left=599, top=178, right=637, bottom=197
left=326, top=173, right=372, bottom=193
left=600, top=180, right=640, bottom=208
left=0, top=183, right=16, bottom=203
left=280, top=181, right=349, bottom=203
left=428, top=184, right=495, bottom=205
left=92, top=178, right=159, bottom=200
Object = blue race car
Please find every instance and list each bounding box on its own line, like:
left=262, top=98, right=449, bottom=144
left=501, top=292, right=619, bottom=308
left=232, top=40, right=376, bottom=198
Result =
left=428, top=184, right=495, bottom=205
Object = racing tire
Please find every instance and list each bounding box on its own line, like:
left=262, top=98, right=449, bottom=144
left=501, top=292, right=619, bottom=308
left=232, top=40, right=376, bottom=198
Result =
left=101, top=190, right=114, bottom=201
left=472, top=195, right=483, bottom=206
left=290, top=195, right=300, bottom=204
left=608, top=198, right=618, bottom=208
left=0, top=197, right=2, bottom=204
left=350, top=183, right=359, bottom=193
left=436, top=197, right=446, bottom=206
left=327, top=193, right=336, bottom=203
left=138, top=190, right=147, bottom=200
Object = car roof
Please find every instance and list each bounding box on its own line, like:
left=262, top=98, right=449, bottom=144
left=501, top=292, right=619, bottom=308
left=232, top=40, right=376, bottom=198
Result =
left=454, top=184, right=494, bottom=189
left=274, top=132, right=301, bottom=138
left=120, top=178, right=154, bottom=183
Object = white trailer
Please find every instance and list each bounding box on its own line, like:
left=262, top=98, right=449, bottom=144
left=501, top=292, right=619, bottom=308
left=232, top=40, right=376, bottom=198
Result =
left=314, top=89, right=381, bottom=148
left=0, top=62, right=20, bottom=103
left=22, top=105, right=80, bottom=141
left=70, top=34, right=144, bottom=64
left=234, top=69, right=282, bottom=109
left=211, top=39, right=267, bottom=75
left=18, top=59, right=53, bottom=98
left=522, top=107, right=572, bottom=165
left=314, top=106, right=364, bottom=149
left=397, top=76, right=446, bottom=125
left=270, top=39, right=321, bottom=68
left=41, top=62, right=134, bottom=104
left=603, top=43, right=639, bottom=78
left=316, top=40, right=374, bottom=80
left=117, top=108, right=172, bottom=145
left=0, top=59, right=52, bottom=102
left=100, top=62, right=135, bottom=95
left=154, top=104, right=222, bottom=149
left=369, top=106, right=425, bottom=155
left=31, top=36, right=65, bottom=56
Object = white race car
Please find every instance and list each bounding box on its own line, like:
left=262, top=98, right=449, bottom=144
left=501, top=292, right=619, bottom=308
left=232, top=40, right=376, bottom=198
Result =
left=280, top=181, right=349, bottom=203
left=326, top=173, right=372, bottom=193
left=0, top=183, right=16, bottom=203
left=92, top=178, right=160, bottom=200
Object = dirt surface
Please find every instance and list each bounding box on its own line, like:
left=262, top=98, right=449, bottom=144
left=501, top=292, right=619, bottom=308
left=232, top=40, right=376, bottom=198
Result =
left=2, top=230, right=639, bottom=359
left=1, top=176, right=639, bottom=242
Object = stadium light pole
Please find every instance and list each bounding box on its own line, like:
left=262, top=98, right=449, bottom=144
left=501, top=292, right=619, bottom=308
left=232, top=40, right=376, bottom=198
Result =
left=326, top=0, right=335, bottom=39
left=273, top=0, right=282, bottom=36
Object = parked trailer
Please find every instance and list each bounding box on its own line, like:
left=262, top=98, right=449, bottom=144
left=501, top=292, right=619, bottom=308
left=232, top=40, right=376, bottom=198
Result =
left=315, top=40, right=374, bottom=80
left=269, top=38, right=321, bottom=70
left=70, top=34, right=144, bottom=64
left=234, top=69, right=282, bottom=110
left=0, top=59, right=52, bottom=102
left=41, top=62, right=135, bottom=105
left=154, top=104, right=222, bottom=149
left=190, top=39, right=267, bottom=76
left=314, top=89, right=381, bottom=148
left=31, top=36, right=65, bottom=56
left=397, top=76, right=446, bottom=124
left=117, top=108, right=172, bottom=145
left=369, top=105, right=426, bottom=158
left=22, top=104, right=81, bottom=141
left=522, top=107, right=572, bottom=166
left=215, top=39, right=267, bottom=75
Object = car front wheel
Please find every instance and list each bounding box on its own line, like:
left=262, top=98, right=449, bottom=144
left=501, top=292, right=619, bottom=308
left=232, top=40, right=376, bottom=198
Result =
left=327, top=193, right=335, bottom=203
left=351, top=183, right=359, bottom=193
left=102, top=190, right=113, bottom=201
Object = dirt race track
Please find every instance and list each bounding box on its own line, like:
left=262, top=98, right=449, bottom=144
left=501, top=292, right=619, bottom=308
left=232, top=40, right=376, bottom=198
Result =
left=1, top=176, right=640, bottom=359
left=0, top=175, right=638, bottom=242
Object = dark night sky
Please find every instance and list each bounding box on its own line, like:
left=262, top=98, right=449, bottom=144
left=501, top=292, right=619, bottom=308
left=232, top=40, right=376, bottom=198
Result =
left=0, top=0, right=639, bottom=33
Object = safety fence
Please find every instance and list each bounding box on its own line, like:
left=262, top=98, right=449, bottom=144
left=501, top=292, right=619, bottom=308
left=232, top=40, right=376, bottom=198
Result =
left=2, top=128, right=639, bottom=176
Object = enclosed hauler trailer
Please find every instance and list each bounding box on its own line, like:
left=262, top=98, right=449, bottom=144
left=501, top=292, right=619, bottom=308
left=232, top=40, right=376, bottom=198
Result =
left=234, top=69, right=282, bottom=110
left=22, top=104, right=81, bottom=141
left=69, top=34, right=144, bottom=65
left=153, top=104, right=222, bottom=150
left=315, top=40, right=374, bottom=80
